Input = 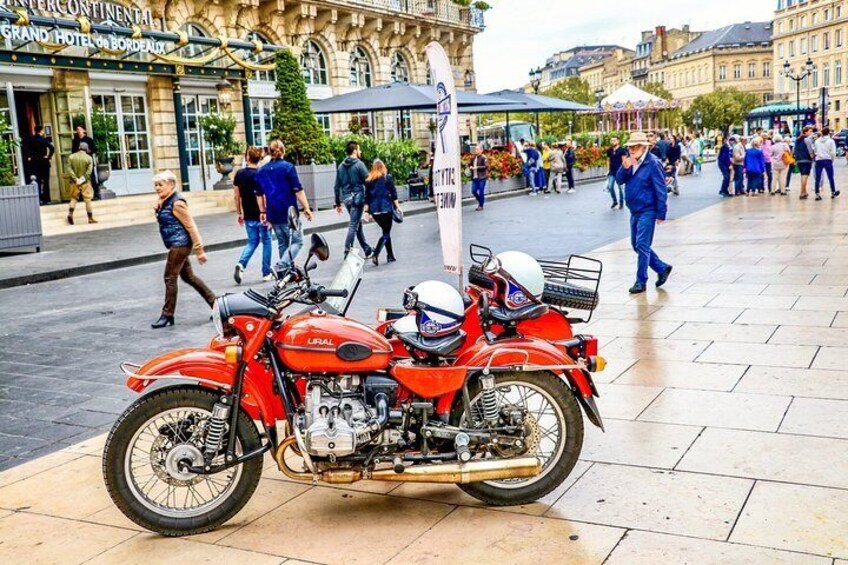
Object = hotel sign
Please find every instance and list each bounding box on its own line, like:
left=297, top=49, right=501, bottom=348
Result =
left=2, top=0, right=155, bottom=27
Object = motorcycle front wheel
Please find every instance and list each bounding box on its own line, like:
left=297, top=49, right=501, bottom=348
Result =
left=452, top=371, right=584, bottom=506
left=102, top=387, right=262, bottom=536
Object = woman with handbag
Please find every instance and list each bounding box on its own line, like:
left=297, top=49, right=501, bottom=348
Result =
left=770, top=134, right=791, bottom=196
left=364, top=159, right=400, bottom=266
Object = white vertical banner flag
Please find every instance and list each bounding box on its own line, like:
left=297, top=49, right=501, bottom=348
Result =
left=425, top=41, right=463, bottom=279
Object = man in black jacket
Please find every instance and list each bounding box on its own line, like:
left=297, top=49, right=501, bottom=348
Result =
left=666, top=135, right=682, bottom=195
left=334, top=141, right=373, bottom=258
left=28, top=125, right=54, bottom=205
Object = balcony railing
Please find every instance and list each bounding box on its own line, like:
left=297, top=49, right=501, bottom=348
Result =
left=344, top=0, right=486, bottom=29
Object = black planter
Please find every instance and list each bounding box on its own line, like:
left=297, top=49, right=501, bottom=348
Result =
left=214, top=157, right=235, bottom=190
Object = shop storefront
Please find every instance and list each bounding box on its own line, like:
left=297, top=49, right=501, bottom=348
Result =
left=0, top=0, right=283, bottom=199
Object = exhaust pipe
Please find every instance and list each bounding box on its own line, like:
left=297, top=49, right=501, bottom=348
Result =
left=369, top=456, right=542, bottom=484
left=276, top=435, right=542, bottom=485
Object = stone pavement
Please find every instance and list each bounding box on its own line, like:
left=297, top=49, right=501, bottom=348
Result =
left=1, top=166, right=848, bottom=562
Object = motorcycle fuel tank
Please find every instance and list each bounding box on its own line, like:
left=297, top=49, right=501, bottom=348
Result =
left=277, top=312, right=393, bottom=374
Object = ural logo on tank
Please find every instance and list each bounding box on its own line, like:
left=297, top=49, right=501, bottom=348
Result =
left=308, top=338, right=334, bottom=347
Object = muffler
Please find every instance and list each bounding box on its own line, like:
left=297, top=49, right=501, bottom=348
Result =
left=369, top=456, right=542, bottom=484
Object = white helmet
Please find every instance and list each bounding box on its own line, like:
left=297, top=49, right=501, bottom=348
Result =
left=392, top=314, right=418, bottom=335
left=402, top=280, right=465, bottom=338
left=495, top=251, right=545, bottom=309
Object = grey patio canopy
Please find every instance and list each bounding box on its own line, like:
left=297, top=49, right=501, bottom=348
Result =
left=310, top=82, right=517, bottom=114
left=458, top=89, right=595, bottom=114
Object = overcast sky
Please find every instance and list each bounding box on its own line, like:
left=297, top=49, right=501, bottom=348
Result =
left=473, top=0, right=775, bottom=93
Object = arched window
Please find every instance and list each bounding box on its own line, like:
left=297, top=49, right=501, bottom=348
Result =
left=245, top=31, right=275, bottom=82
left=390, top=51, right=410, bottom=83
left=350, top=46, right=372, bottom=87
left=301, top=40, right=328, bottom=85
left=178, top=23, right=211, bottom=60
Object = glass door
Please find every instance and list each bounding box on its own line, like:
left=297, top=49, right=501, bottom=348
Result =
left=91, top=93, right=153, bottom=195
left=183, top=94, right=219, bottom=191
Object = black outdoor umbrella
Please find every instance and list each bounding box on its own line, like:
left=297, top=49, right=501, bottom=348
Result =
left=310, top=82, right=517, bottom=114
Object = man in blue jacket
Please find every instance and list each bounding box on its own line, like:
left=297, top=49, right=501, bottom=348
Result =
left=717, top=136, right=732, bottom=197
left=616, top=132, right=673, bottom=294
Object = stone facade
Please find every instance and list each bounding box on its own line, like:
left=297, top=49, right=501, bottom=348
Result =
left=774, top=0, right=848, bottom=130
left=579, top=47, right=635, bottom=98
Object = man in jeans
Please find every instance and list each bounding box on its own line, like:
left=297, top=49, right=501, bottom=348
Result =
left=255, top=140, right=314, bottom=273
left=470, top=144, right=488, bottom=211
left=605, top=136, right=627, bottom=209
left=335, top=141, right=373, bottom=257
left=814, top=127, right=840, bottom=201
left=731, top=136, right=746, bottom=196
left=718, top=136, right=732, bottom=197
left=233, top=147, right=274, bottom=284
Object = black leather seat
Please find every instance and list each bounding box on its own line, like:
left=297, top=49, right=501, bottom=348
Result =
left=396, top=331, right=466, bottom=357
left=489, top=303, right=548, bottom=324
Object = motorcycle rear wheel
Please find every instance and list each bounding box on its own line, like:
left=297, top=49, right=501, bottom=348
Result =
left=452, top=371, right=584, bottom=506
left=102, top=387, right=262, bottom=536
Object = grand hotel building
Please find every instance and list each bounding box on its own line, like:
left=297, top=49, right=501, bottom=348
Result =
left=0, top=0, right=484, bottom=199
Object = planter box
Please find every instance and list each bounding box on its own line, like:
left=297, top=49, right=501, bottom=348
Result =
left=298, top=163, right=338, bottom=210
left=0, top=183, right=42, bottom=252
left=573, top=166, right=607, bottom=184
left=461, top=175, right=526, bottom=198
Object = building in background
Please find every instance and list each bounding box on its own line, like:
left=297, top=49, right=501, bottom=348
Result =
left=632, top=26, right=701, bottom=87
left=653, top=21, right=774, bottom=109
left=773, top=0, right=846, bottom=131
left=0, top=0, right=485, bottom=199
left=533, top=45, right=628, bottom=92
left=578, top=47, right=636, bottom=98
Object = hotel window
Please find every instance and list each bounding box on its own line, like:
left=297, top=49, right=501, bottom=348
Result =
left=390, top=51, right=411, bottom=83
left=764, top=62, right=771, bottom=77
left=789, top=19, right=794, bottom=31
left=301, top=40, right=329, bottom=86
left=790, top=40, right=796, bottom=57
left=837, top=60, right=843, bottom=84
left=91, top=94, right=152, bottom=171
left=779, top=43, right=785, bottom=58
left=749, top=62, right=757, bottom=78
left=838, top=29, right=844, bottom=47
left=812, top=13, right=817, bottom=25
left=800, top=16, right=806, bottom=28
left=315, top=113, right=331, bottom=136
left=826, top=8, right=832, bottom=21
left=733, top=64, right=742, bottom=79
left=811, top=35, right=818, bottom=52
left=812, top=67, right=819, bottom=88
left=349, top=46, right=373, bottom=87
left=250, top=99, right=274, bottom=147
left=839, top=5, right=843, bottom=18
left=245, top=32, right=275, bottom=82
left=719, top=65, right=727, bottom=80
left=801, top=37, right=807, bottom=54
left=824, top=32, right=831, bottom=50
left=824, top=63, right=831, bottom=86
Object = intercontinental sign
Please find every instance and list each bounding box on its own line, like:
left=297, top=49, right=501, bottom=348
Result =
left=1, top=0, right=155, bottom=27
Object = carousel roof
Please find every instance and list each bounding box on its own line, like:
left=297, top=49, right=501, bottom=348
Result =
left=596, top=84, right=679, bottom=112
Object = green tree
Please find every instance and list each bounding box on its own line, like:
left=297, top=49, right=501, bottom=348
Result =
left=642, top=81, right=673, bottom=101
left=270, top=50, right=333, bottom=165
left=536, top=77, right=594, bottom=139
left=682, top=88, right=760, bottom=135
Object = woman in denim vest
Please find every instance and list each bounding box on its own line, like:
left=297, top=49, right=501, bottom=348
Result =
left=152, top=171, right=216, bottom=328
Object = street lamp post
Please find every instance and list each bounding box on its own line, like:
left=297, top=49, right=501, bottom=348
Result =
left=781, top=58, right=816, bottom=136
left=594, top=87, right=605, bottom=145
left=693, top=110, right=702, bottom=133
left=528, top=67, right=542, bottom=141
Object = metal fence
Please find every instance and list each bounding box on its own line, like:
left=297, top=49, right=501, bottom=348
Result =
left=0, top=183, right=43, bottom=252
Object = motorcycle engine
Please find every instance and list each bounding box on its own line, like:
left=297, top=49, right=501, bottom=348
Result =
left=301, top=376, right=382, bottom=459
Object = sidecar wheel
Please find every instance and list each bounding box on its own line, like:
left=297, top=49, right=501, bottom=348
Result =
left=102, top=386, right=262, bottom=536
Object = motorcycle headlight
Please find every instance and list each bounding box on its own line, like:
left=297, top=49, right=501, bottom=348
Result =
left=211, top=297, right=225, bottom=336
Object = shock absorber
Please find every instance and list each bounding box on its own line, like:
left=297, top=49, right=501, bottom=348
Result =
left=204, top=400, right=231, bottom=458
left=479, top=374, right=499, bottom=423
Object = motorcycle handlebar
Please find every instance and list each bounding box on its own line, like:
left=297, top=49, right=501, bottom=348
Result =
left=322, top=288, right=349, bottom=298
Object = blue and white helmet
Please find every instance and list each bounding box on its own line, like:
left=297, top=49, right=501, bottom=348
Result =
left=496, top=251, right=545, bottom=310
left=402, top=280, right=465, bottom=338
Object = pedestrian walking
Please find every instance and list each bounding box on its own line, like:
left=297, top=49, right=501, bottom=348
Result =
left=525, top=142, right=542, bottom=195
left=666, top=135, right=681, bottom=195
left=72, top=125, right=99, bottom=200
left=605, top=136, right=627, bottom=209
left=770, top=134, right=791, bottom=196
left=762, top=132, right=774, bottom=194
left=469, top=145, right=488, bottom=210
left=28, top=125, right=54, bottom=205
left=334, top=140, right=373, bottom=257
left=256, top=140, right=314, bottom=271
left=718, top=136, right=732, bottom=197
left=363, top=159, right=400, bottom=266
left=814, top=127, right=840, bottom=200
left=794, top=126, right=815, bottom=200
left=540, top=142, right=551, bottom=193
left=151, top=170, right=215, bottom=329
left=66, top=142, right=97, bottom=225
left=547, top=143, right=565, bottom=194
left=615, top=132, right=672, bottom=295
left=692, top=133, right=704, bottom=176
left=745, top=137, right=766, bottom=196
left=731, top=136, right=746, bottom=196
left=233, top=146, right=274, bottom=284
left=564, top=139, right=576, bottom=193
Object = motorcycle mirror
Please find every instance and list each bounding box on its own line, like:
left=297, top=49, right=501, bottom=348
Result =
left=287, top=206, right=300, bottom=232
left=309, top=233, right=330, bottom=262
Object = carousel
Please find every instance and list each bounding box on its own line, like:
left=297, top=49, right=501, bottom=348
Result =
left=591, top=84, right=681, bottom=132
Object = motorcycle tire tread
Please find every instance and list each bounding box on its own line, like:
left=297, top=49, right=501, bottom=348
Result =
left=102, top=386, right=263, bottom=537
left=451, top=371, right=584, bottom=507
left=467, top=264, right=599, bottom=312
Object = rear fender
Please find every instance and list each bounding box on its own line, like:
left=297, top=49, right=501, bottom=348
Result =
left=124, top=348, right=285, bottom=427
left=436, top=337, right=603, bottom=429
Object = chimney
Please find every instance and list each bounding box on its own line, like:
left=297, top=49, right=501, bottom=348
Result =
left=655, top=25, right=668, bottom=59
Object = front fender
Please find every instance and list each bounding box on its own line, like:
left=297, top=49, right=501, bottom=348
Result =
left=125, top=348, right=285, bottom=427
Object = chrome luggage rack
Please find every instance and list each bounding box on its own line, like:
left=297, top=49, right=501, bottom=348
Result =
left=537, top=255, right=603, bottom=324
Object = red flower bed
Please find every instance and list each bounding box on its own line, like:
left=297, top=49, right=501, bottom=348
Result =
left=461, top=149, right=523, bottom=181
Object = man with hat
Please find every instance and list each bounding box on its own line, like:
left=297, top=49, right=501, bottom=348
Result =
left=616, top=131, right=672, bottom=294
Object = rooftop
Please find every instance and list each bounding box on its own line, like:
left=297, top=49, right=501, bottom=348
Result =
left=671, top=21, right=772, bottom=59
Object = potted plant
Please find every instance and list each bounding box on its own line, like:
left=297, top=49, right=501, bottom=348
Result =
left=199, top=111, right=242, bottom=189
left=0, top=114, right=41, bottom=252
left=90, top=108, right=120, bottom=198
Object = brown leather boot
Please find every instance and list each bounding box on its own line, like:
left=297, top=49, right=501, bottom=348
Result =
left=88, top=214, right=98, bottom=224
left=67, top=214, right=74, bottom=225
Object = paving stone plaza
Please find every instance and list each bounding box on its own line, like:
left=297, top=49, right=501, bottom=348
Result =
left=1, top=166, right=847, bottom=563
